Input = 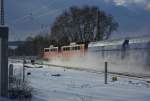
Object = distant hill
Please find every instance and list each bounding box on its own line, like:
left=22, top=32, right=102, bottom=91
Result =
left=8, top=41, right=26, bottom=46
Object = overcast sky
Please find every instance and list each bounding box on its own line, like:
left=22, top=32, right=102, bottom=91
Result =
left=5, top=0, right=150, bottom=41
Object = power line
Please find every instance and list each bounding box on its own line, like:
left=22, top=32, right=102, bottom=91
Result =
left=10, top=0, right=58, bottom=25
left=10, top=0, right=72, bottom=26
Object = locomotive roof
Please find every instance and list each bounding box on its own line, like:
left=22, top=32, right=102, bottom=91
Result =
left=61, top=44, right=84, bottom=48
left=44, top=47, right=58, bottom=49
left=88, top=36, right=150, bottom=47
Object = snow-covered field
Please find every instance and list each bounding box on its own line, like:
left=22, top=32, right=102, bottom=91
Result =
left=11, top=63, right=150, bottom=101
left=0, top=97, right=12, bottom=101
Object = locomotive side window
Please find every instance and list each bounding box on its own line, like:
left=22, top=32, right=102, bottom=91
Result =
left=75, top=47, right=78, bottom=50
left=66, top=47, right=70, bottom=51
left=71, top=46, right=80, bottom=50
left=77, top=46, right=80, bottom=50
left=50, top=48, right=57, bottom=52
left=62, top=44, right=84, bottom=51
left=44, top=49, right=49, bottom=52
left=72, top=47, right=75, bottom=50
left=63, top=47, right=70, bottom=51
left=71, top=46, right=81, bottom=51
left=63, top=48, right=65, bottom=51
left=72, top=47, right=77, bottom=50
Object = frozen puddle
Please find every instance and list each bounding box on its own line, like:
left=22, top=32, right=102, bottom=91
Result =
left=23, top=65, right=150, bottom=101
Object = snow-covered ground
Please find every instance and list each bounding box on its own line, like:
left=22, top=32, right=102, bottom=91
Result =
left=11, top=63, right=150, bottom=101
left=0, top=97, right=12, bottom=101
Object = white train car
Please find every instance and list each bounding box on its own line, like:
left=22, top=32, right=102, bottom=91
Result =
left=88, top=36, right=150, bottom=74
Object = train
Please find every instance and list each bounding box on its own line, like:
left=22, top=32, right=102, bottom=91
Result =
left=43, top=42, right=86, bottom=60
left=43, top=36, right=150, bottom=74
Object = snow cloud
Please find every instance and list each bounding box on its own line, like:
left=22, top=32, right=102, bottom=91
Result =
left=106, top=0, right=150, bottom=10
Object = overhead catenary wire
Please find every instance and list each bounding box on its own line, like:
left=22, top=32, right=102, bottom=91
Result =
left=9, top=0, right=64, bottom=36
left=10, top=0, right=63, bottom=25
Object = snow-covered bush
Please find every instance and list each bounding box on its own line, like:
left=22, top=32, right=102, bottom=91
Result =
left=8, top=75, right=33, bottom=100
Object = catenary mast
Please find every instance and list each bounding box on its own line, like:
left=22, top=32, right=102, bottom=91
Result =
left=0, top=0, right=4, bottom=25
left=0, top=0, right=8, bottom=97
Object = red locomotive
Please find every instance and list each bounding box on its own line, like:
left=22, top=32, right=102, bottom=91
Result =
left=43, top=43, right=85, bottom=60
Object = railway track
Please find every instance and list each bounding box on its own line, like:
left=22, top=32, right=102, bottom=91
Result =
left=9, top=58, right=150, bottom=79
left=37, top=63, right=150, bottom=79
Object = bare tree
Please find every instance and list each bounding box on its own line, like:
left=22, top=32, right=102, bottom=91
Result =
left=51, top=5, right=118, bottom=45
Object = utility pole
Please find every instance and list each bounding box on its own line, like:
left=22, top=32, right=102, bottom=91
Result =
left=0, top=0, right=4, bottom=25
left=96, top=9, right=104, bottom=41
left=96, top=10, right=100, bottom=41
left=104, top=61, right=108, bottom=84
left=23, top=57, right=25, bottom=82
left=0, top=0, right=9, bottom=97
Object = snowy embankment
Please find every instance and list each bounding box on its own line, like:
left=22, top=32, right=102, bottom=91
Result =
left=11, top=63, right=150, bottom=101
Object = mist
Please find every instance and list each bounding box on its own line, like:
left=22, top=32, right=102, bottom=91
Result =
left=44, top=49, right=150, bottom=75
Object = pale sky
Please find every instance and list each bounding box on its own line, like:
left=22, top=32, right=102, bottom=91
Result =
left=5, top=0, right=150, bottom=41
